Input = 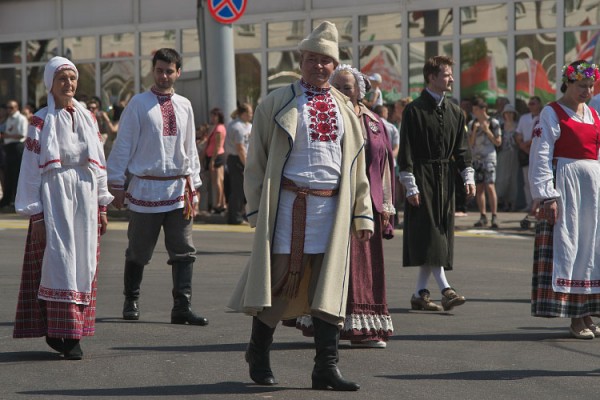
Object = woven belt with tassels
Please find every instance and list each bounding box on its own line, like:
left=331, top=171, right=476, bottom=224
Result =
left=272, top=177, right=339, bottom=299
left=136, top=175, right=195, bottom=220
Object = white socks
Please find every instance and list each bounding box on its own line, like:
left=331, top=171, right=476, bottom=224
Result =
left=414, top=266, right=451, bottom=296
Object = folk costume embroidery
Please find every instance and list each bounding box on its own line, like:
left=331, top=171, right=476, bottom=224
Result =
left=151, top=87, right=177, bottom=137
left=300, top=79, right=339, bottom=143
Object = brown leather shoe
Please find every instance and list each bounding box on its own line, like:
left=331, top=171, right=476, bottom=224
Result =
left=441, top=288, right=466, bottom=311
left=410, top=289, right=443, bottom=311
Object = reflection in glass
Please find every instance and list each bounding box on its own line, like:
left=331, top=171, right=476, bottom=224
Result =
left=1, top=42, right=21, bottom=64
left=74, top=63, right=96, bottom=101
left=515, top=33, right=557, bottom=105
left=460, top=4, right=507, bottom=34
left=460, top=37, right=508, bottom=104
left=141, top=30, right=176, bottom=58
left=268, top=21, right=304, bottom=48
left=359, top=44, right=401, bottom=103
left=565, top=0, right=600, bottom=26
left=27, top=39, right=58, bottom=63
left=409, top=9, right=453, bottom=38
left=515, top=1, right=557, bottom=30
left=360, top=13, right=401, bottom=42
left=564, top=30, right=600, bottom=68
left=101, top=33, right=135, bottom=58
left=235, top=53, right=261, bottom=106
left=0, top=67, right=22, bottom=104
left=312, top=17, right=352, bottom=43
left=267, top=50, right=300, bottom=93
left=408, top=41, right=452, bottom=98
left=234, top=24, right=262, bottom=50
left=182, top=28, right=200, bottom=54
left=64, top=37, right=96, bottom=61
left=101, top=60, right=135, bottom=111
left=141, top=59, right=153, bottom=92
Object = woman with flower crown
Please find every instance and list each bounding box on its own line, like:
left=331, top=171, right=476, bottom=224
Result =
left=529, top=59, right=600, bottom=339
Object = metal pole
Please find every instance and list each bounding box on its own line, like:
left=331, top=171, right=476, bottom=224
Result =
left=198, top=0, right=237, bottom=125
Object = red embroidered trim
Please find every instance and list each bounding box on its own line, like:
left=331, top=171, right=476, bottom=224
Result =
left=532, top=119, right=542, bottom=138
left=39, top=159, right=61, bottom=169
left=555, top=278, right=600, bottom=288
left=98, top=205, right=108, bottom=213
left=31, top=115, right=44, bottom=130
left=125, top=193, right=198, bottom=207
left=88, top=158, right=106, bottom=170
left=152, top=88, right=177, bottom=137
left=25, top=137, right=41, bottom=154
left=38, top=285, right=92, bottom=303
left=300, top=80, right=339, bottom=143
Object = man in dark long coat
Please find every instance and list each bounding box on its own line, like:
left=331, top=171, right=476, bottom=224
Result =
left=398, top=55, right=476, bottom=312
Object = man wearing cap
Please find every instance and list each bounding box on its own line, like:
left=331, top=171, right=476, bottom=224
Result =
left=228, top=21, right=373, bottom=391
left=363, top=72, right=383, bottom=110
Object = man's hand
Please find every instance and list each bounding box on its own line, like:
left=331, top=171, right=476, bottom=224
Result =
left=110, top=188, right=126, bottom=209
left=465, top=184, right=476, bottom=200
left=355, top=229, right=372, bottom=242
left=542, top=199, right=559, bottom=225
left=407, top=193, right=420, bottom=207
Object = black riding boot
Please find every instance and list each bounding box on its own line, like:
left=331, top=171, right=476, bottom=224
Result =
left=246, top=316, right=277, bottom=385
left=170, top=262, right=209, bottom=326
left=312, top=318, right=360, bottom=391
left=63, top=339, right=83, bottom=360
left=123, top=261, right=144, bottom=320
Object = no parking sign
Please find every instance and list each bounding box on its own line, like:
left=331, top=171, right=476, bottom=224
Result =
left=208, top=0, right=247, bottom=24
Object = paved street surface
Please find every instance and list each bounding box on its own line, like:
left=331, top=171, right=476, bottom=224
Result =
left=0, top=211, right=598, bottom=399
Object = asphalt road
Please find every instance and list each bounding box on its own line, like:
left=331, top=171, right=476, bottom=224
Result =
left=0, top=212, right=598, bottom=400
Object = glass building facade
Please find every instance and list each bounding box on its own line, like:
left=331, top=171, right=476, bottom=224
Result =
left=1, top=0, right=599, bottom=117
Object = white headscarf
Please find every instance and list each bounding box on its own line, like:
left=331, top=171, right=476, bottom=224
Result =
left=330, top=64, right=368, bottom=100
left=40, top=56, right=105, bottom=173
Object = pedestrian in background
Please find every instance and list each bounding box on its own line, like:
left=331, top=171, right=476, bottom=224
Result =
left=13, top=56, right=113, bottom=360
left=468, top=98, right=502, bottom=229
left=0, top=99, right=28, bottom=210
left=107, top=48, right=208, bottom=326
left=225, top=103, right=253, bottom=225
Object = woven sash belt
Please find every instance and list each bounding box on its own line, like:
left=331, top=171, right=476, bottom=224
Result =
left=135, top=175, right=194, bottom=220
left=273, top=177, right=339, bottom=299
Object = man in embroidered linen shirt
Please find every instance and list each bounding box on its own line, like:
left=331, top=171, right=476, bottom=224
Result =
left=107, top=48, right=207, bottom=327
left=228, top=21, right=373, bottom=391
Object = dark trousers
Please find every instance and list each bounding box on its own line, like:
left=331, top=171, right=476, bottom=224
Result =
left=226, top=155, right=246, bottom=224
left=0, top=142, right=24, bottom=206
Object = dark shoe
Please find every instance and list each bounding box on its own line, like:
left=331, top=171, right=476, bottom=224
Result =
left=45, top=337, right=64, bottom=353
left=123, top=261, right=144, bottom=320
left=171, top=262, right=209, bottom=326
left=312, top=318, right=360, bottom=391
left=491, top=215, right=499, bottom=229
left=246, top=317, right=277, bottom=385
left=63, top=339, right=83, bottom=360
left=410, top=289, right=443, bottom=311
left=441, top=287, right=466, bottom=311
left=122, top=299, right=140, bottom=320
left=171, top=310, right=209, bottom=326
left=474, top=214, right=488, bottom=227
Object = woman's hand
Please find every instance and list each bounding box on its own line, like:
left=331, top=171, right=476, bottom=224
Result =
left=100, top=213, right=108, bottom=235
left=542, top=199, right=559, bottom=225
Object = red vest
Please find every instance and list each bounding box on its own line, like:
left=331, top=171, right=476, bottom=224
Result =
left=549, top=101, right=600, bottom=160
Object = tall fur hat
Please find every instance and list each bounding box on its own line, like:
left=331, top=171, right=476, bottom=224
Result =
left=298, top=21, right=339, bottom=63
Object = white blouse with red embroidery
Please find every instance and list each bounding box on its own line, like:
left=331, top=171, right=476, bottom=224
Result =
left=274, top=80, right=345, bottom=254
